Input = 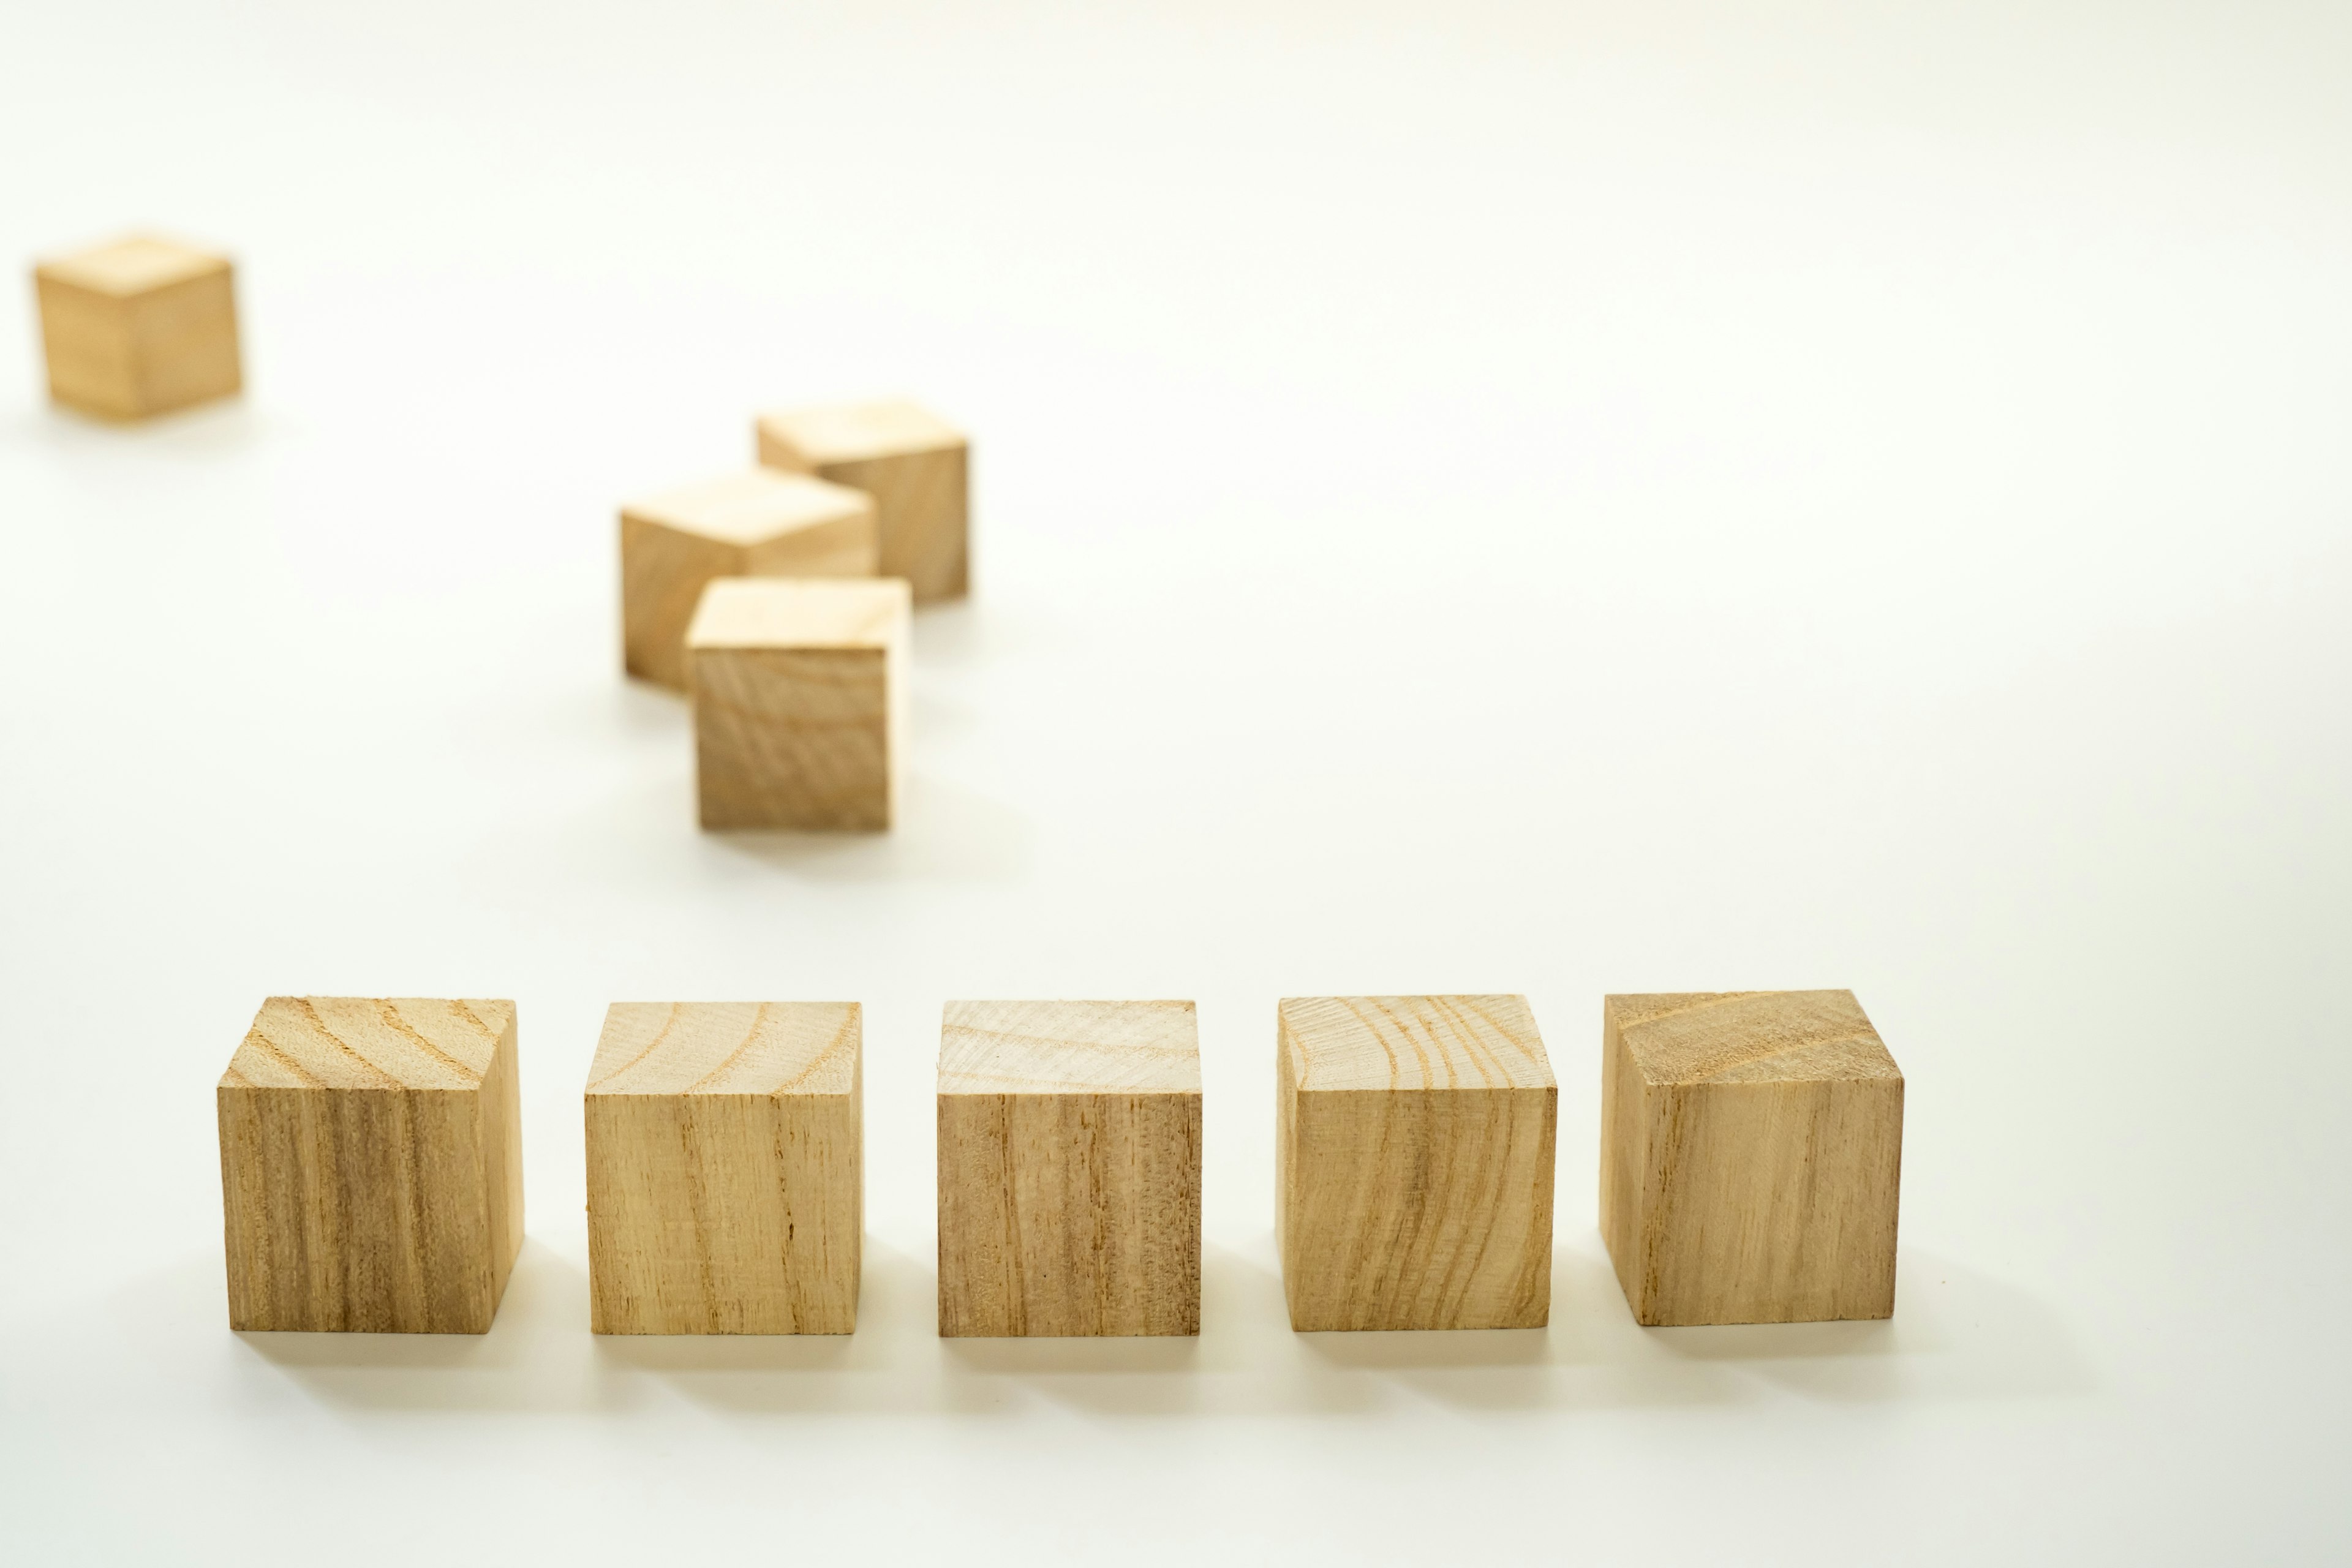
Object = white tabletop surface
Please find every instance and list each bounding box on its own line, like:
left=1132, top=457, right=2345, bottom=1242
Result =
left=2, top=2, right=2347, bottom=1561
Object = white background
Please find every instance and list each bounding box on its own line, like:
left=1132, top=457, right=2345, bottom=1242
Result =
left=2, top=1, right=2347, bottom=1561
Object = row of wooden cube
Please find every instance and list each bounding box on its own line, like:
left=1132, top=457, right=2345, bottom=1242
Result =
left=218, top=990, right=1903, bottom=1336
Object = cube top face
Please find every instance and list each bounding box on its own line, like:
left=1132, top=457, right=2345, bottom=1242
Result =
left=220, top=997, right=515, bottom=1091
left=686, top=576, right=911, bottom=653
left=587, top=1002, right=861, bottom=1098
left=1278, top=995, right=1553, bottom=1093
left=621, top=470, right=873, bottom=550
left=940, top=1000, right=1201, bottom=1095
left=1607, top=990, right=1901, bottom=1087
left=758, top=398, right=963, bottom=466
left=37, top=234, right=227, bottom=297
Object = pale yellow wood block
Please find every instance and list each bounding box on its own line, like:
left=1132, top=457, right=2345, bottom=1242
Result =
left=685, top=576, right=910, bottom=831
left=937, top=1000, right=1202, bottom=1337
left=1600, top=990, right=1904, bottom=1327
left=1276, top=995, right=1556, bottom=1332
left=756, top=398, right=968, bottom=603
left=619, top=469, right=879, bottom=690
left=216, top=997, right=524, bottom=1333
left=34, top=235, right=242, bottom=421
left=584, top=1002, right=862, bottom=1335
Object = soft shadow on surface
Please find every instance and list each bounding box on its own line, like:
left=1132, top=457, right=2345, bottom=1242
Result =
left=179, top=1235, right=2090, bottom=1420
left=234, top=1241, right=625, bottom=1413
left=706, top=772, right=1031, bottom=883
left=9, top=396, right=265, bottom=454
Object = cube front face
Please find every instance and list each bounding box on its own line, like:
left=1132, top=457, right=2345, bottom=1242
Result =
left=36, top=238, right=241, bottom=421
left=585, top=1002, right=862, bottom=1335
left=687, top=578, right=908, bottom=832
left=216, top=998, right=522, bottom=1333
left=1600, top=991, right=1904, bottom=1327
left=619, top=472, right=879, bottom=692
left=936, top=1000, right=1202, bottom=1336
left=757, top=400, right=968, bottom=604
left=1276, top=996, right=1557, bottom=1332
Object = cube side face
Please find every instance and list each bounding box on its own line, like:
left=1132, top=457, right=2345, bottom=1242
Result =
left=692, top=646, right=892, bottom=830
left=620, top=516, right=746, bottom=690
left=586, top=1089, right=861, bottom=1335
left=1627, top=1078, right=1903, bottom=1325
left=126, top=267, right=240, bottom=415
left=35, top=277, right=141, bottom=419
left=477, top=1013, right=526, bottom=1299
left=1280, top=1084, right=1556, bottom=1332
left=218, top=1085, right=499, bottom=1332
left=1598, top=1009, right=1648, bottom=1314
left=938, top=1091, right=1202, bottom=1336
left=821, top=445, right=968, bottom=604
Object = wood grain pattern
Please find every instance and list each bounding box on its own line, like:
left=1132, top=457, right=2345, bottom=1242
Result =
left=34, top=235, right=241, bottom=420
left=585, top=1002, right=862, bottom=1335
left=937, top=1000, right=1201, bottom=1337
left=756, top=398, right=968, bottom=603
left=1600, top=990, right=1904, bottom=1327
left=686, top=576, right=910, bottom=831
left=619, top=469, right=879, bottom=690
left=217, top=997, right=523, bottom=1333
left=1276, top=995, right=1556, bottom=1332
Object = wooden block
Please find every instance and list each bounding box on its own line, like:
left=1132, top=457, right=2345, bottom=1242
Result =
left=1276, top=995, right=1556, bottom=1332
left=756, top=399, right=968, bottom=603
left=34, top=235, right=242, bottom=420
left=216, top=997, right=523, bottom=1333
left=619, top=470, right=879, bottom=691
left=685, top=576, right=910, bottom=831
left=584, top=1002, right=862, bottom=1335
left=937, top=1000, right=1202, bottom=1336
left=1600, top=990, right=1904, bottom=1327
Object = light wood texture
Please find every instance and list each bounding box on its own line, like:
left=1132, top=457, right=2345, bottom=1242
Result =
left=34, top=235, right=243, bottom=421
left=686, top=576, right=910, bottom=831
left=1276, top=995, right=1556, bottom=1332
left=756, top=398, right=968, bottom=603
left=619, top=469, right=879, bottom=690
left=584, top=1002, right=862, bottom=1335
left=937, top=1000, right=1202, bottom=1337
left=1600, top=990, right=1904, bottom=1327
left=216, top=997, right=524, bottom=1333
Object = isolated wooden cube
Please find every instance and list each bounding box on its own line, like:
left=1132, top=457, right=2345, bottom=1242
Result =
left=34, top=234, right=242, bottom=421
left=1600, top=990, right=1904, bottom=1327
left=620, top=470, right=878, bottom=690
left=937, top=1000, right=1202, bottom=1336
left=685, top=576, right=909, bottom=831
left=216, top=997, right=523, bottom=1333
left=585, top=1002, right=862, bottom=1334
left=756, top=398, right=968, bottom=603
left=1277, top=995, right=1556, bottom=1332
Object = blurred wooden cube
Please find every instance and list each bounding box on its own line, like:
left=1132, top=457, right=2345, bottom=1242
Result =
left=756, top=398, right=967, bottom=603
left=620, top=470, right=878, bottom=690
left=217, top=997, right=524, bottom=1333
left=937, top=1000, right=1202, bottom=1336
left=34, top=234, right=243, bottom=421
left=1600, top=990, right=1904, bottom=1326
left=1277, top=995, right=1556, bottom=1331
left=585, top=1001, right=862, bottom=1334
left=685, top=576, right=909, bottom=831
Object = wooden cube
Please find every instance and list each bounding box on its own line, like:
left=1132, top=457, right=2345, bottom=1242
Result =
left=1276, top=995, right=1556, bottom=1332
left=620, top=470, right=878, bottom=690
left=756, top=398, right=968, bottom=603
left=216, top=997, right=523, bottom=1333
left=34, top=234, right=242, bottom=421
left=685, top=576, right=909, bottom=831
left=937, top=1000, right=1202, bottom=1336
left=585, top=1002, right=862, bottom=1334
left=1600, top=990, right=1904, bottom=1327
